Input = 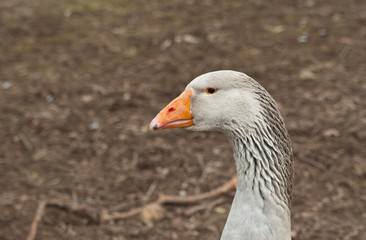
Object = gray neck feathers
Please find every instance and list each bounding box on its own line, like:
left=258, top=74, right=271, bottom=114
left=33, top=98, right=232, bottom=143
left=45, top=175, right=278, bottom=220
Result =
left=221, top=84, right=294, bottom=240
left=228, top=122, right=293, bottom=207
left=228, top=82, right=293, bottom=206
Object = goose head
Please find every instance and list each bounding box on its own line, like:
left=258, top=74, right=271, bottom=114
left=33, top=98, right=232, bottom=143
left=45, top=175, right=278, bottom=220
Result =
left=150, top=70, right=262, bottom=134
left=149, top=70, right=293, bottom=240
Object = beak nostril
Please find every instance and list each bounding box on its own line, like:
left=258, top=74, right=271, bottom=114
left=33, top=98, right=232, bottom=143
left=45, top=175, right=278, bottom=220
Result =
left=168, top=107, right=175, bottom=112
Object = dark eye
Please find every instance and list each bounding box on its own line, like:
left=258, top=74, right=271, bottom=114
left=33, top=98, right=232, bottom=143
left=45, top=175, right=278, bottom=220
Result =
left=206, top=87, right=217, bottom=94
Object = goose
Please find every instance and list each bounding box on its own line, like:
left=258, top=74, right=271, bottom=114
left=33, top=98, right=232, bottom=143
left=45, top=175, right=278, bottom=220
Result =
left=149, top=70, right=294, bottom=240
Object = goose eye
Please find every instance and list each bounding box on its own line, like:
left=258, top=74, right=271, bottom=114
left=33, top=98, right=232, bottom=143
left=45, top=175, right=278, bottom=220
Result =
left=206, top=87, right=217, bottom=94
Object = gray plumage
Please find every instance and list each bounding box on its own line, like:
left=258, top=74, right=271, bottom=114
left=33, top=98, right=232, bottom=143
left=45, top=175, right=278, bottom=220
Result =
left=185, top=71, right=294, bottom=240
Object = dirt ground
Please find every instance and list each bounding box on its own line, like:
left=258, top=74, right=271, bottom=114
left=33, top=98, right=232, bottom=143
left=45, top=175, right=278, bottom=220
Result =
left=0, top=0, right=365, bottom=239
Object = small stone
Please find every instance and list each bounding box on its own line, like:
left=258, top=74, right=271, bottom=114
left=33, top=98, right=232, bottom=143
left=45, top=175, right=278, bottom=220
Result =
left=322, top=128, right=340, bottom=137
left=111, top=27, right=127, bottom=35
left=32, top=149, right=47, bottom=161
left=174, top=34, right=200, bottom=44
left=297, top=32, right=309, bottom=43
left=46, top=95, right=54, bottom=102
left=272, top=25, right=286, bottom=33
left=123, top=92, right=131, bottom=101
left=212, top=147, right=221, bottom=155
left=182, top=34, right=200, bottom=44
left=89, top=121, right=100, bottom=130
left=299, top=69, right=316, bottom=80
left=179, top=190, right=187, bottom=196
left=160, top=39, right=173, bottom=50
left=141, top=125, right=148, bottom=133
left=264, top=25, right=286, bottom=33
left=141, top=203, right=164, bottom=226
left=215, top=207, right=227, bottom=214
left=2, top=81, right=12, bottom=90
left=20, top=195, right=29, bottom=202
left=118, top=133, right=127, bottom=140
left=81, top=94, right=93, bottom=103
left=318, top=29, right=328, bottom=36
left=63, top=9, right=72, bottom=17
left=14, top=204, right=22, bottom=211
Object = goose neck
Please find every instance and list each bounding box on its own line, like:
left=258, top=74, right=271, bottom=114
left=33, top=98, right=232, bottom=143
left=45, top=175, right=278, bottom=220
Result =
left=220, top=131, right=292, bottom=240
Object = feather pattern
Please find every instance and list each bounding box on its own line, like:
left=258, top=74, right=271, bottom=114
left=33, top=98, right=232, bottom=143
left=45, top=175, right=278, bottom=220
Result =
left=220, top=74, right=293, bottom=240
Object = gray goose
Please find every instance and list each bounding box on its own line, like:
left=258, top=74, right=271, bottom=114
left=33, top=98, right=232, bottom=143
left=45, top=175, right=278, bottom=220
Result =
left=150, top=70, right=294, bottom=240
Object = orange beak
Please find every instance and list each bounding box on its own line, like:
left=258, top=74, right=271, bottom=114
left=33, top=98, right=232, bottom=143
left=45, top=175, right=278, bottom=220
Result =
left=149, top=88, right=194, bottom=131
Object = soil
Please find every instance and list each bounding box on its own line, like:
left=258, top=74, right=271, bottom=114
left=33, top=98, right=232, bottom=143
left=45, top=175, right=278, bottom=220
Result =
left=0, top=0, right=365, bottom=239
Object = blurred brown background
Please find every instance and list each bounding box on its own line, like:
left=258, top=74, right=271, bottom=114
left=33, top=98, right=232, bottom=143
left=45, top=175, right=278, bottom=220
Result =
left=0, top=0, right=365, bottom=239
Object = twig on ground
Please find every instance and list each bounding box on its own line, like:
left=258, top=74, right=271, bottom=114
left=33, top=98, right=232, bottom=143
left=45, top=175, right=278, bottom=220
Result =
left=46, top=200, right=100, bottom=224
left=19, top=133, right=33, bottom=153
left=27, top=175, right=237, bottom=227
left=102, top=175, right=237, bottom=222
left=143, top=181, right=158, bottom=203
left=185, top=197, right=226, bottom=216
left=299, top=158, right=326, bottom=170
left=157, top=175, right=237, bottom=204
left=100, top=204, right=149, bottom=222
left=26, top=200, right=46, bottom=240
